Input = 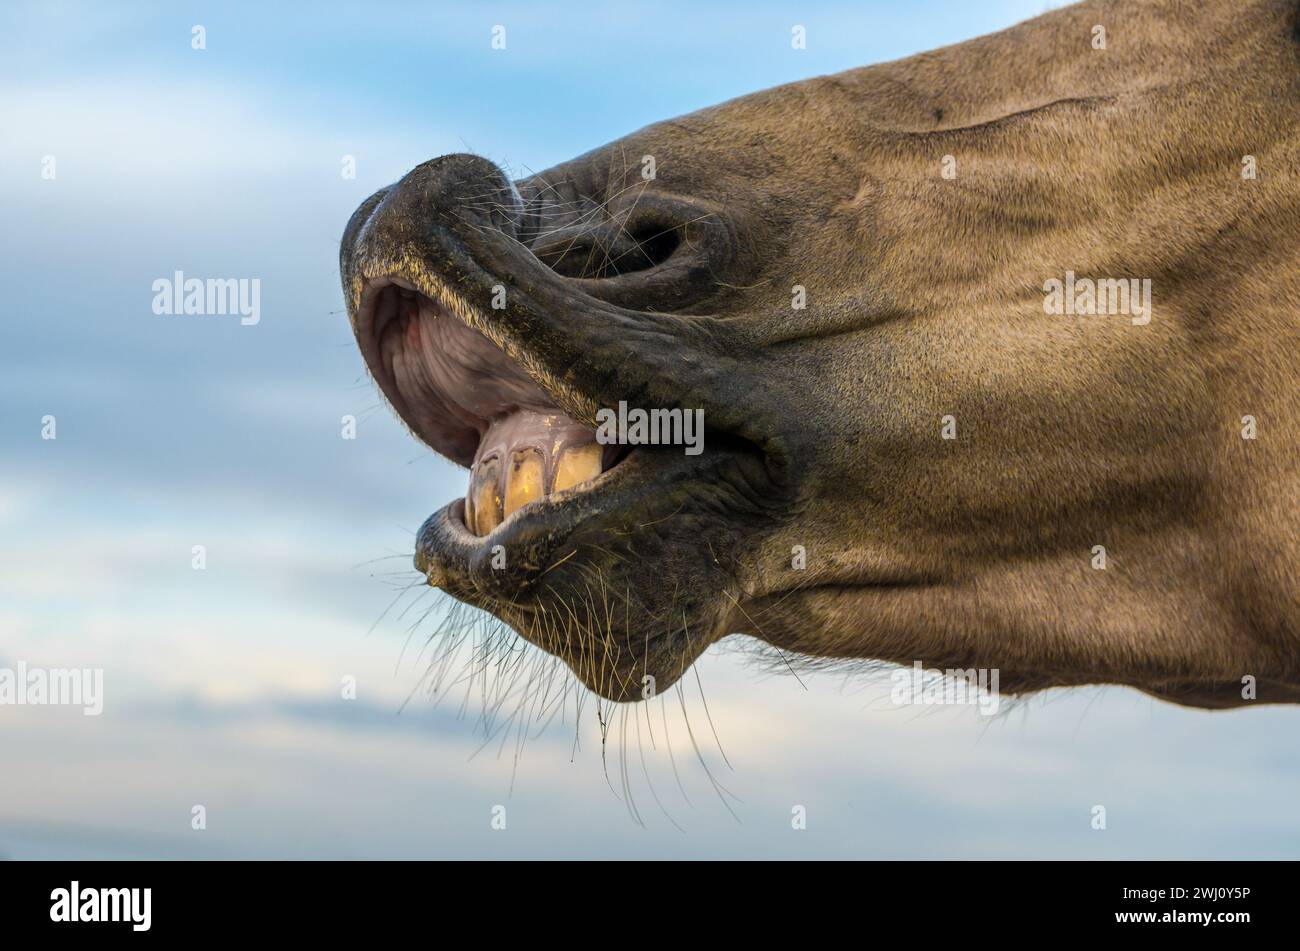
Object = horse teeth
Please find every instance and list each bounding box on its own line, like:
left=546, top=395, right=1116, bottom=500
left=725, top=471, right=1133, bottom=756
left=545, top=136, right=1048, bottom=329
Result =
left=467, top=455, right=502, bottom=536
left=464, top=436, right=608, bottom=535
left=553, top=444, right=603, bottom=493
left=503, top=448, right=545, bottom=519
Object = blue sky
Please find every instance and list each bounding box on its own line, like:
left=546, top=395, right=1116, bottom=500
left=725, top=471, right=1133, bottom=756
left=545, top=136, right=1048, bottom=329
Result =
left=3, top=0, right=1297, bottom=859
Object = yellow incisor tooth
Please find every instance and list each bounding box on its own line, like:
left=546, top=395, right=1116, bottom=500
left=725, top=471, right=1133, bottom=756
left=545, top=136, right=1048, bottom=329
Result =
left=553, top=443, right=603, bottom=493
left=504, top=449, right=544, bottom=518
left=468, top=456, right=502, bottom=536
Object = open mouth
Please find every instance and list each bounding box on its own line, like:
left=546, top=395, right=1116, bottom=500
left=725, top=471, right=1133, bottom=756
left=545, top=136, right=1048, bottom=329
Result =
left=358, top=277, right=637, bottom=540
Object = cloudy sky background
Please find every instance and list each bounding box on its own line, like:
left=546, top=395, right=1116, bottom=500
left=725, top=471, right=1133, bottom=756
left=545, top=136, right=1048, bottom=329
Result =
left=2, top=0, right=1296, bottom=858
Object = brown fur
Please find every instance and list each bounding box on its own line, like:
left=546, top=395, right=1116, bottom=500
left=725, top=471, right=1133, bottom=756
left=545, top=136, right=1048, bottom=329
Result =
left=343, top=0, right=1299, bottom=708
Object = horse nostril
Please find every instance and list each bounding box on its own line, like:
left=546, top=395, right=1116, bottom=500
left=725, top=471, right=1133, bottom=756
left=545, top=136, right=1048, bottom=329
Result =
left=533, top=222, right=682, bottom=280
left=515, top=185, right=739, bottom=312
left=624, top=223, right=681, bottom=272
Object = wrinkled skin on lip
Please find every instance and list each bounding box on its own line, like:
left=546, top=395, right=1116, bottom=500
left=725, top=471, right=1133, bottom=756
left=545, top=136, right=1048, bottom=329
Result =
left=342, top=0, right=1300, bottom=708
